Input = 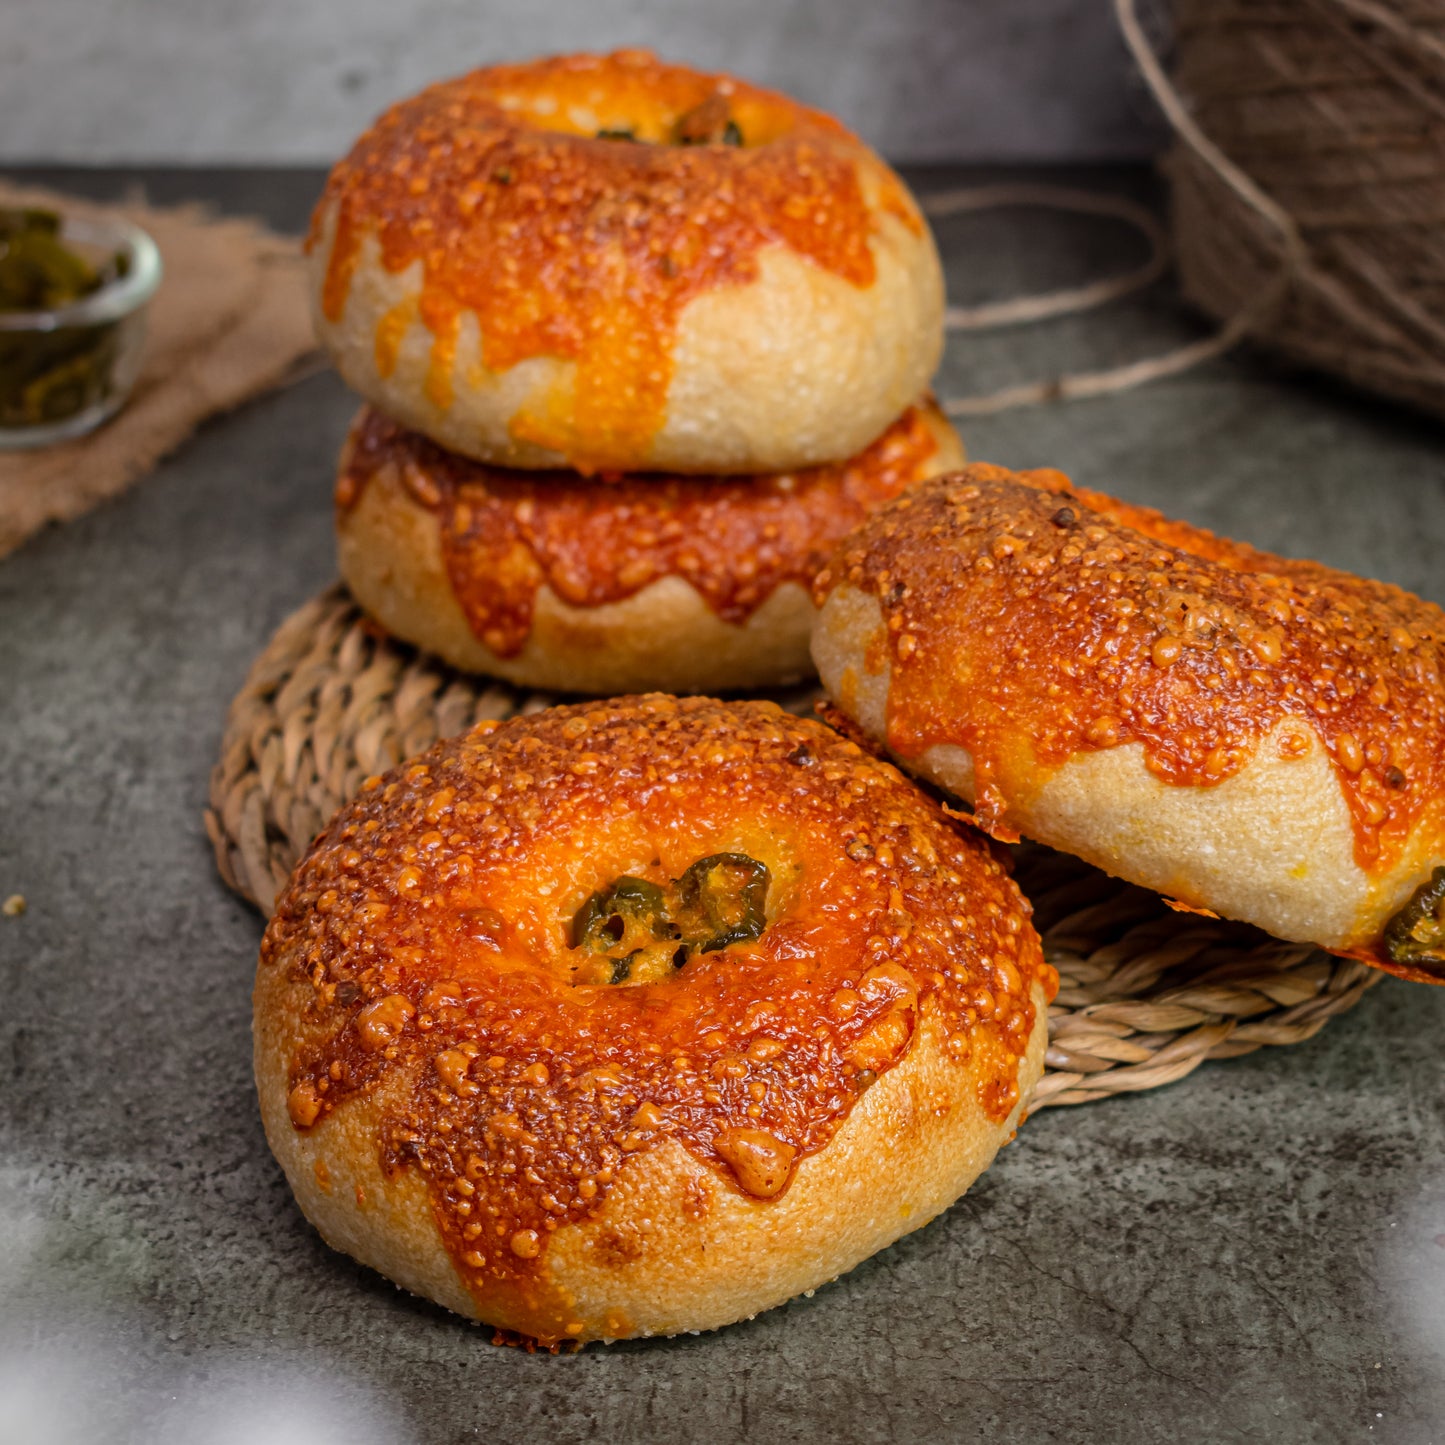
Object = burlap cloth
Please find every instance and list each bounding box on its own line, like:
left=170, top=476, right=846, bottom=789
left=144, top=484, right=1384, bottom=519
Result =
left=0, top=180, right=319, bottom=560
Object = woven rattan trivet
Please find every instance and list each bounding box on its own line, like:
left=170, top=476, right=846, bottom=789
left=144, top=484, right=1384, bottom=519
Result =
left=207, top=585, right=1382, bottom=1108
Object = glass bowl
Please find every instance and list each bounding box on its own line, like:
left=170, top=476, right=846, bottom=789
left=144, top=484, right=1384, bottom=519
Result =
left=0, top=213, right=163, bottom=449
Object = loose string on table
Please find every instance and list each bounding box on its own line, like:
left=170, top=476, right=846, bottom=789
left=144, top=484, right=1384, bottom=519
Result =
left=929, top=0, right=1303, bottom=419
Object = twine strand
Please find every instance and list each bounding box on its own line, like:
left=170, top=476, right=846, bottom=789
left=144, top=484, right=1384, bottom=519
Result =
left=930, top=0, right=1358, bottom=421
left=924, top=179, right=1253, bottom=418
left=1324, top=0, right=1445, bottom=67
left=1115, top=0, right=1307, bottom=268
left=922, top=183, right=1169, bottom=329
left=929, top=174, right=1255, bottom=418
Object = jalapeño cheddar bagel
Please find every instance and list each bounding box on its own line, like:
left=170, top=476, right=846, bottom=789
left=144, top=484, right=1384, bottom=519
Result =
left=254, top=697, right=1054, bottom=1344
left=812, top=465, right=1445, bottom=985
left=308, top=50, right=944, bottom=475
left=335, top=399, right=963, bottom=692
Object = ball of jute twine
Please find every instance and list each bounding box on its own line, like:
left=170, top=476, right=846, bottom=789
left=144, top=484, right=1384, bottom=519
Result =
left=206, top=585, right=1382, bottom=1109
left=1119, top=0, right=1445, bottom=419
left=934, top=0, right=1445, bottom=420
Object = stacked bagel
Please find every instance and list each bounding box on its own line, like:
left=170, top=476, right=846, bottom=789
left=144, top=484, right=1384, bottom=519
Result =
left=308, top=49, right=961, bottom=692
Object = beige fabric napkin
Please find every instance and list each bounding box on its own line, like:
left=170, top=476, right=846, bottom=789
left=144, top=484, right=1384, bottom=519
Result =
left=0, top=181, right=320, bottom=559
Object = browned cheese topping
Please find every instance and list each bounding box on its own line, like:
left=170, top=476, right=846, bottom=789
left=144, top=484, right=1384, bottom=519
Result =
left=311, top=50, right=919, bottom=471
left=260, top=696, right=1054, bottom=1341
left=815, top=465, right=1445, bottom=981
left=337, top=404, right=942, bottom=654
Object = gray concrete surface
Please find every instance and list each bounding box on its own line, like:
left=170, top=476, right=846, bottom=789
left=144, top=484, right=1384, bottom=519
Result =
left=0, top=0, right=1164, bottom=165
left=1, top=167, right=1443, bottom=1445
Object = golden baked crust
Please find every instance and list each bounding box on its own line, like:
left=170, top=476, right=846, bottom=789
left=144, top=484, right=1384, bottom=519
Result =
left=812, top=465, right=1445, bottom=984
left=307, top=50, right=943, bottom=474
left=335, top=400, right=964, bottom=692
left=254, top=697, right=1055, bottom=1343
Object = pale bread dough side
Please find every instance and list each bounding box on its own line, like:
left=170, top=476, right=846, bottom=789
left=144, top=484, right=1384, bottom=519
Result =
left=812, top=582, right=1440, bottom=949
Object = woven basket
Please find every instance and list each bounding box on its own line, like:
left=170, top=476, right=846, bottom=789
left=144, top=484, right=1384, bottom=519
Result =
left=1165, top=0, right=1445, bottom=417
left=207, top=586, right=1383, bottom=1109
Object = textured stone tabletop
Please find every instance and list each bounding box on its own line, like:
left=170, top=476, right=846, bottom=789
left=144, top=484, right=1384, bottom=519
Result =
left=2, top=168, right=1443, bottom=1444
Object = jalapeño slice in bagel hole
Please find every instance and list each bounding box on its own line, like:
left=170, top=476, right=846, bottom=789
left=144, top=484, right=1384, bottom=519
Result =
left=672, top=96, right=743, bottom=146
left=572, top=877, right=669, bottom=983
left=593, top=97, right=743, bottom=148
left=673, top=854, right=769, bottom=953
left=1383, top=867, right=1445, bottom=979
left=570, top=854, right=770, bottom=986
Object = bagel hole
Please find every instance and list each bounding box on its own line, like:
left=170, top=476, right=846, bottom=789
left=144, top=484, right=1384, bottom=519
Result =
left=568, top=853, right=771, bottom=987
left=586, top=95, right=746, bottom=148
